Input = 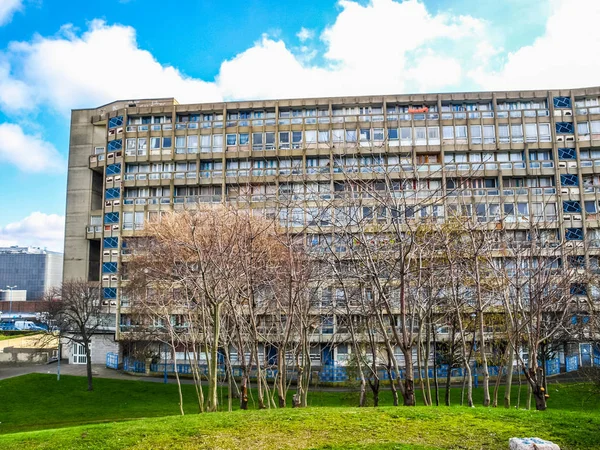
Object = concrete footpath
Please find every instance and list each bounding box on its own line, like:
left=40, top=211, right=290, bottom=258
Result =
left=0, top=363, right=206, bottom=384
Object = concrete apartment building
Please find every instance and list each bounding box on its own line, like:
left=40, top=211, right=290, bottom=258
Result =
left=64, top=88, right=600, bottom=368
left=0, top=247, right=63, bottom=301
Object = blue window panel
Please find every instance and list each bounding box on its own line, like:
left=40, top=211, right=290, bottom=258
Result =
left=555, top=122, right=574, bottom=134
left=108, top=116, right=123, bottom=129
left=106, top=163, right=121, bottom=175
left=122, top=240, right=128, bottom=248
left=582, top=316, right=590, bottom=324
left=570, top=284, right=587, bottom=296
left=563, top=201, right=582, bottom=213
left=107, top=139, right=122, bottom=151
left=105, top=188, right=121, bottom=200
left=102, top=262, right=118, bottom=273
left=571, top=315, right=578, bottom=325
left=104, top=212, right=119, bottom=224
left=553, top=96, right=571, bottom=108
left=103, top=287, right=117, bottom=299
left=568, top=255, right=585, bottom=268
left=558, top=148, right=576, bottom=160
left=565, top=228, right=583, bottom=241
left=560, top=174, right=578, bottom=186
left=103, top=237, right=119, bottom=249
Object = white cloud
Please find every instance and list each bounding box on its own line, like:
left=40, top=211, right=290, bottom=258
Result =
left=470, top=0, right=600, bottom=90
left=0, top=212, right=65, bottom=252
left=0, top=1, right=491, bottom=112
left=0, top=0, right=22, bottom=26
left=0, top=123, right=65, bottom=173
left=2, top=0, right=597, bottom=116
left=2, top=19, right=222, bottom=112
left=297, top=27, right=314, bottom=42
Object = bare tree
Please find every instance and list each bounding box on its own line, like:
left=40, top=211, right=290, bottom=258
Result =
left=45, top=281, right=109, bottom=391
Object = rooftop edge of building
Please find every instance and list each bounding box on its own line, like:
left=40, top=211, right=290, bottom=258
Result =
left=77, top=85, right=600, bottom=116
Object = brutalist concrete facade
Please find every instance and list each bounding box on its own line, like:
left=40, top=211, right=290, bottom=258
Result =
left=64, top=88, right=600, bottom=363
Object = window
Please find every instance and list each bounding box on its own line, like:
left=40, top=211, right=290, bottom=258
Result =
left=388, top=128, right=398, bottom=140
left=332, top=129, right=344, bottom=143
left=470, top=125, right=482, bottom=144
left=226, top=134, right=237, bottom=147
left=511, top=125, right=523, bottom=142
left=373, top=128, right=384, bottom=141
left=187, top=135, right=198, bottom=153
left=213, top=134, right=223, bottom=151
left=318, top=130, right=330, bottom=143
left=525, top=123, right=538, bottom=142
left=578, top=122, right=590, bottom=135
left=455, top=125, right=467, bottom=140
left=239, top=133, right=249, bottom=146
left=400, top=127, right=412, bottom=145
left=483, top=125, right=495, bottom=144
left=498, top=125, right=510, bottom=143
left=585, top=201, right=597, bottom=214
left=360, top=128, right=371, bottom=141
left=150, top=137, right=161, bottom=149
left=305, top=130, right=317, bottom=144
left=442, top=126, right=454, bottom=140
left=279, top=131, right=290, bottom=149
left=346, top=129, right=357, bottom=142
left=427, top=126, right=439, bottom=143
left=529, top=151, right=551, bottom=161
left=539, top=123, right=551, bottom=142
left=162, top=137, right=172, bottom=148
left=414, top=127, right=426, bottom=144
left=292, top=131, right=303, bottom=148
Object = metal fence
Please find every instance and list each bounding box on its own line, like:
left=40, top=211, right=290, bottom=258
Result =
left=113, top=356, right=577, bottom=382
left=106, top=352, right=119, bottom=369
left=566, top=355, right=579, bottom=372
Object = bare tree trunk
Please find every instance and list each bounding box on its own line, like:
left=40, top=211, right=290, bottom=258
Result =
left=208, top=302, right=221, bottom=412
left=424, top=321, right=432, bottom=406
left=504, top=342, right=514, bottom=409
left=171, top=343, right=184, bottom=416
left=84, top=340, right=93, bottom=392
left=416, top=327, right=427, bottom=405
left=432, top=324, right=439, bottom=406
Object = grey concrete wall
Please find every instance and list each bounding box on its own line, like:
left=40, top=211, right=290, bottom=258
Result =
left=63, top=334, right=118, bottom=365
left=63, top=110, right=105, bottom=282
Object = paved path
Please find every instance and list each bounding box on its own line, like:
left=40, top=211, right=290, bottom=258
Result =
left=0, top=363, right=202, bottom=384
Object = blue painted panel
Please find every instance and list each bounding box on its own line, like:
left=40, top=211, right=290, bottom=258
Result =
left=565, top=228, right=583, bottom=241
left=103, top=287, right=117, bottom=299
left=560, top=174, right=578, bottom=186
left=106, top=163, right=121, bottom=175
left=558, top=148, right=576, bottom=160
left=107, top=139, right=122, bottom=151
left=103, top=237, right=118, bottom=249
left=103, top=262, right=118, bottom=273
left=563, top=201, right=582, bottom=213
left=556, top=122, right=574, bottom=134
left=553, top=96, right=571, bottom=108
left=105, top=188, right=121, bottom=200
left=104, top=212, right=119, bottom=224
left=108, top=116, right=123, bottom=129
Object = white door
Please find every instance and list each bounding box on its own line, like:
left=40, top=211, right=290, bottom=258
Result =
left=73, top=343, right=89, bottom=364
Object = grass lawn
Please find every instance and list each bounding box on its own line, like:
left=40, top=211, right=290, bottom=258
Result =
left=0, top=374, right=598, bottom=449
left=0, top=332, right=37, bottom=341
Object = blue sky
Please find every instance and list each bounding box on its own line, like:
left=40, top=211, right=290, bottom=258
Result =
left=0, top=0, right=598, bottom=251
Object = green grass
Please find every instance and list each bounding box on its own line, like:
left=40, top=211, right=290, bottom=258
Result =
left=0, top=374, right=598, bottom=449
left=0, top=332, right=38, bottom=341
